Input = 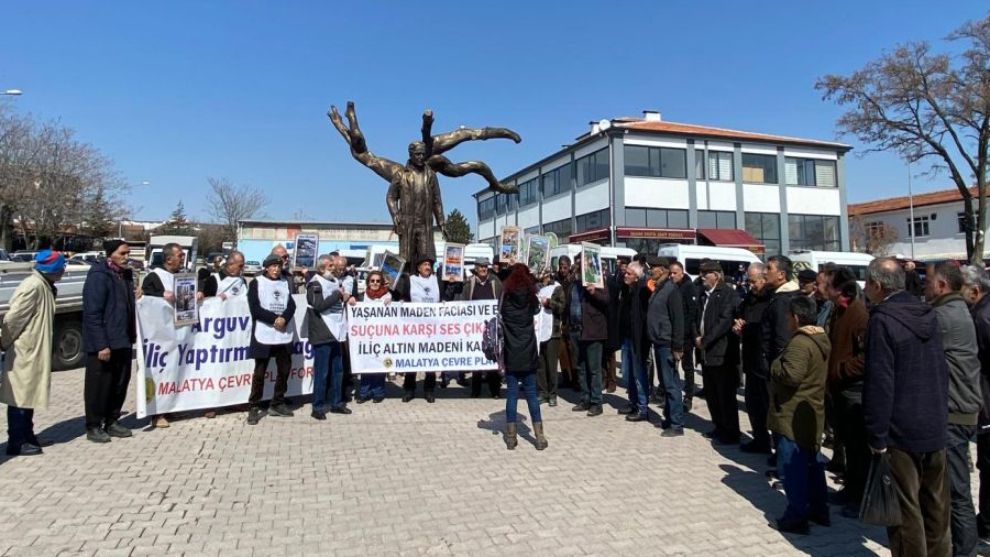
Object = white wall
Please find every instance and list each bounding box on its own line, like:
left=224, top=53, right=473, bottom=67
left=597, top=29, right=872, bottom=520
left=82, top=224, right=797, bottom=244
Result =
left=575, top=181, right=610, bottom=214
left=624, top=177, right=690, bottom=209
left=624, top=133, right=688, bottom=149
left=857, top=201, right=988, bottom=260
left=742, top=184, right=780, bottom=213
left=787, top=187, right=841, bottom=216
left=542, top=195, right=571, bottom=223
left=517, top=206, right=539, bottom=230
left=698, top=182, right=736, bottom=211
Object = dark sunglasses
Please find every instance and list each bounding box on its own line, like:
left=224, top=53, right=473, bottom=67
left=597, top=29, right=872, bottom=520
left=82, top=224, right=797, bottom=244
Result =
left=368, top=279, right=382, bottom=284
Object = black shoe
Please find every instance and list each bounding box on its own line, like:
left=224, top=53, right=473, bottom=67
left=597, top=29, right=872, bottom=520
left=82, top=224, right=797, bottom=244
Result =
left=311, top=410, right=327, bottom=420
left=571, top=402, right=590, bottom=412
left=491, top=390, right=501, bottom=399
left=661, top=428, right=685, bottom=437
left=330, top=406, right=353, bottom=415
left=617, top=406, right=636, bottom=415
left=470, top=391, right=481, bottom=399
left=659, top=421, right=672, bottom=430
left=548, top=396, right=558, bottom=407
left=105, top=422, right=133, bottom=438
left=771, top=517, right=809, bottom=535
left=741, top=441, right=772, bottom=454
left=703, top=430, right=719, bottom=439
left=713, top=435, right=739, bottom=446
left=402, top=392, right=414, bottom=403
left=625, top=414, right=647, bottom=422
left=771, top=480, right=785, bottom=491
left=247, top=408, right=262, bottom=425
left=373, top=397, right=384, bottom=404
left=586, top=405, right=603, bottom=417
left=683, top=397, right=693, bottom=411
left=694, top=388, right=705, bottom=398
left=268, top=404, right=294, bottom=417
left=355, top=397, right=369, bottom=404
left=440, top=378, right=450, bottom=389
left=810, top=511, right=831, bottom=527
left=765, top=469, right=779, bottom=480
left=86, top=427, right=112, bottom=443
left=6, top=442, right=42, bottom=456
left=425, top=393, right=436, bottom=404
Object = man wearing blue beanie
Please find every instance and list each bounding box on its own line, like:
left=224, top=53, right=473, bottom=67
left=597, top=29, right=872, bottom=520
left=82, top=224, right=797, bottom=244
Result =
left=0, top=249, right=65, bottom=456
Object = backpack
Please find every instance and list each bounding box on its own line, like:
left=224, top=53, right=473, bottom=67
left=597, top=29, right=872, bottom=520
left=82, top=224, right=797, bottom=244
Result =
left=481, top=292, right=505, bottom=368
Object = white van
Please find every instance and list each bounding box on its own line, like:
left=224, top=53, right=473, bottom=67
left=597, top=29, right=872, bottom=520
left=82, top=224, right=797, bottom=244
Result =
left=789, top=250, right=874, bottom=287
left=548, top=244, right=638, bottom=277
left=656, top=244, right=761, bottom=280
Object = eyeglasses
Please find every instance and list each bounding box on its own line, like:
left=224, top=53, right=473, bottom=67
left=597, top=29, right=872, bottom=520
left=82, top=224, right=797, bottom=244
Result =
left=368, top=279, right=382, bottom=284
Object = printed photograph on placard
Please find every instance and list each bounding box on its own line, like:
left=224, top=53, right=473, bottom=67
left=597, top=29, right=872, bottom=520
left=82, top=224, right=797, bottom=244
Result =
left=292, top=234, right=319, bottom=270
left=381, top=251, right=406, bottom=287
left=581, top=242, right=604, bottom=288
left=443, top=243, right=465, bottom=283
left=372, top=252, right=386, bottom=270
left=526, top=235, right=550, bottom=273
left=173, top=273, right=199, bottom=326
left=499, top=225, right=521, bottom=264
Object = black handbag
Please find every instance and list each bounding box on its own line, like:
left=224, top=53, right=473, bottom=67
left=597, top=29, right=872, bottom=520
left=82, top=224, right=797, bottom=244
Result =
left=858, top=452, right=902, bottom=527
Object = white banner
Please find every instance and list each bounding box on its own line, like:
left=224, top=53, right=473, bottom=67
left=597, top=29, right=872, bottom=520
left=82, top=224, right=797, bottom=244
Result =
left=135, top=294, right=314, bottom=418
left=347, top=301, right=498, bottom=373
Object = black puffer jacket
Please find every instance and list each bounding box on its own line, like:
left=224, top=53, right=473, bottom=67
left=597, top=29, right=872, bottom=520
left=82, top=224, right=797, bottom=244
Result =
left=500, top=286, right=540, bottom=372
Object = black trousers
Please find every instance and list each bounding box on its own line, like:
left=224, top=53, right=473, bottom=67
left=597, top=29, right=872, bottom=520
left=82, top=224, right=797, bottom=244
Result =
left=743, top=372, right=770, bottom=447
left=471, top=371, right=501, bottom=397
left=703, top=363, right=740, bottom=442
left=833, top=386, right=868, bottom=505
left=403, top=372, right=436, bottom=394
left=977, top=430, right=990, bottom=537
left=249, top=344, right=291, bottom=408
left=536, top=338, right=560, bottom=399
left=681, top=343, right=695, bottom=397
left=84, top=349, right=133, bottom=429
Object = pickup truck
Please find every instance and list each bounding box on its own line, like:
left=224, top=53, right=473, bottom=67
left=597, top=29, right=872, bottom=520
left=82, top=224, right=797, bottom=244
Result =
left=0, top=261, right=91, bottom=370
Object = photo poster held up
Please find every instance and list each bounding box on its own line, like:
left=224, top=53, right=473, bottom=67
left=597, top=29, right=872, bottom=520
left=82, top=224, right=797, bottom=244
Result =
left=443, top=243, right=465, bottom=283
left=381, top=251, right=406, bottom=288
left=173, top=273, right=199, bottom=326
left=526, top=235, right=550, bottom=274
left=499, top=225, right=521, bottom=264
left=292, top=234, right=319, bottom=270
left=581, top=242, right=604, bottom=288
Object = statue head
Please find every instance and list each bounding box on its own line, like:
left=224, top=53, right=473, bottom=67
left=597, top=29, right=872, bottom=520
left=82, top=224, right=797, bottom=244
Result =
left=407, top=141, right=427, bottom=168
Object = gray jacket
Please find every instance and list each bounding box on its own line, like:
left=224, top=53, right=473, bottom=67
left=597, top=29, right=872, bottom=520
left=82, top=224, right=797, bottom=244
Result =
left=307, top=274, right=347, bottom=345
left=933, top=292, right=983, bottom=425
left=647, top=279, right=684, bottom=350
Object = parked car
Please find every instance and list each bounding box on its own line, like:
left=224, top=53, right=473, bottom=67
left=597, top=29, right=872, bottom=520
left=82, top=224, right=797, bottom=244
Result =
left=10, top=251, right=38, bottom=263
left=243, top=260, right=262, bottom=276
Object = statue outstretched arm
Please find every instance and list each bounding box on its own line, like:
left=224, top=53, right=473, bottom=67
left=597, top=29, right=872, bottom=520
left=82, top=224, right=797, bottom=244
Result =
left=328, top=102, right=404, bottom=183
left=421, top=109, right=435, bottom=158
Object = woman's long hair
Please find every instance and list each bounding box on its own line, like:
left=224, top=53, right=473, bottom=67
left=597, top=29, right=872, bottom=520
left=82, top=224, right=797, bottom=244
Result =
left=502, top=263, right=537, bottom=295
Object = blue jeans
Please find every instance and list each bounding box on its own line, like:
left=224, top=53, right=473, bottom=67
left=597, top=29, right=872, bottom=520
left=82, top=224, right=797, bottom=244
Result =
left=777, top=436, right=828, bottom=522
left=654, top=345, right=684, bottom=428
left=358, top=373, right=386, bottom=400
left=313, top=342, right=345, bottom=411
left=621, top=338, right=648, bottom=416
left=506, top=370, right=541, bottom=424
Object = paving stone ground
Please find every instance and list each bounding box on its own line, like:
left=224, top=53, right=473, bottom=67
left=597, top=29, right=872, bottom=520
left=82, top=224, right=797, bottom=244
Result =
left=0, top=366, right=933, bottom=556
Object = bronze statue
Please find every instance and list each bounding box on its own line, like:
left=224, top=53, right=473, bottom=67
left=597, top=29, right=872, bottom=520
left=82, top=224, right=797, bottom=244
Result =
left=327, top=101, right=520, bottom=268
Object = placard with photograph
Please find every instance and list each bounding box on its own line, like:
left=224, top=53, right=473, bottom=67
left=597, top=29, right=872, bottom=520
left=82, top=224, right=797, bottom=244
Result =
left=581, top=242, right=604, bottom=289
left=442, top=243, right=465, bottom=283
left=292, top=234, right=319, bottom=270
left=173, top=273, right=199, bottom=326
left=526, top=235, right=550, bottom=273
left=381, top=251, right=406, bottom=287
left=499, top=225, right=521, bottom=264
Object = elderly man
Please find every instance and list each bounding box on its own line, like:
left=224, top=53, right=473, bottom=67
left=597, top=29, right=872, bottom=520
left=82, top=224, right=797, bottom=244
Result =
left=864, top=257, right=950, bottom=555
left=734, top=262, right=773, bottom=454
left=307, top=255, right=353, bottom=419
left=924, top=262, right=981, bottom=557
left=961, top=265, right=990, bottom=543
left=645, top=257, right=685, bottom=434
left=460, top=257, right=503, bottom=398
left=669, top=260, right=698, bottom=409
left=83, top=240, right=137, bottom=444
left=616, top=260, right=651, bottom=422
left=141, top=242, right=185, bottom=429
left=1, top=250, right=65, bottom=456
left=200, top=250, right=247, bottom=299
left=696, top=260, right=740, bottom=444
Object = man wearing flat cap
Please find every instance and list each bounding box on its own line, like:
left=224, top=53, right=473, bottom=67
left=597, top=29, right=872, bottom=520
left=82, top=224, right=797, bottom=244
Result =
left=695, top=260, right=742, bottom=444
left=0, top=250, right=66, bottom=455
left=396, top=255, right=441, bottom=402
left=460, top=257, right=503, bottom=398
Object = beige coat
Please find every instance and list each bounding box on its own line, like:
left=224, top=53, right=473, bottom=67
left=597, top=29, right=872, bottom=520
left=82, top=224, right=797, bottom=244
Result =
left=0, top=271, right=55, bottom=409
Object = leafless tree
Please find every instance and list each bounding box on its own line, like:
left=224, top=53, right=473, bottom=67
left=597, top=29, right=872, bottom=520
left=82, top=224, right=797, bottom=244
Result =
left=849, top=216, right=900, bottom=256
left=817, top=13, right=990, bottom=265
left=205, top=177, right=268, bottom=242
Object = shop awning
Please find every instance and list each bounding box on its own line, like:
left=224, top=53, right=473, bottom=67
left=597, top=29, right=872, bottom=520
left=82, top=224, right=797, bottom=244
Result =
left=696, top=228, right=765, bottom=254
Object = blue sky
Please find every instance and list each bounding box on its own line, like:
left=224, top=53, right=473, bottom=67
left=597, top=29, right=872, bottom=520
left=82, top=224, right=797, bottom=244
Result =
left=1, top=1, right=986, bottom=224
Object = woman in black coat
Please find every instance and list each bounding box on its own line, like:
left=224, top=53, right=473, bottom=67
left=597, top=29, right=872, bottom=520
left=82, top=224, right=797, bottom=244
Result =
left=500, top=263, right=548, bottom=451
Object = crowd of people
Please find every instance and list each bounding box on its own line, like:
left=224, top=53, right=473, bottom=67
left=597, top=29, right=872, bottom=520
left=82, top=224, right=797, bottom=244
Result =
left=2, top=238, right=990, bottom=555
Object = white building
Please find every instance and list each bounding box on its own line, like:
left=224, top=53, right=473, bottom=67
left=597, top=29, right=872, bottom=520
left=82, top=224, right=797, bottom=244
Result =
left=474, top=110, right=851, bottom=256
left=848, top=186, right=986, bottom=262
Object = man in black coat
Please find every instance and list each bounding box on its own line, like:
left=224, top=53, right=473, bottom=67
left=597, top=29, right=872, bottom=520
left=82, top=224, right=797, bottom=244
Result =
left=695, top=260, right=740, bottom=444
left=670, top=260, right=698, bottom=409
left=961, top=264, right=990, bottom=542
left=602, top=257, right=629, bottom=393
left=82, top=240, right=137, bottom=444
left=734, top=262, right=773, bottom=454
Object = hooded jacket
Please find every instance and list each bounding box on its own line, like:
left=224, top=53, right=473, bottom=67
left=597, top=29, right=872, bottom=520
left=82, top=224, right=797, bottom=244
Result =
left=768, top=325, right=831, bottom=450
left=762, top=280, right=800, bottom=368
left=932, top=292, right=982, bottom=425
left=863, top=291, right=949, bottom=453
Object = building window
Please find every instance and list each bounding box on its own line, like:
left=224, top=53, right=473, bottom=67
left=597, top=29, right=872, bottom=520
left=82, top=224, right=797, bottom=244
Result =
left=518, top=178, right=539, bottom=207
left=507, top=193, right=517, bottom=212
left=707, top=151, right=734, bottom=182
left=524, top=225, right=540, bottom=234
left=742, top=153, right=778, bottom=184
left=542, top=218, right=573, bottom=239
left=906, top=215, right=930, bottom=238
left=784, top=158, right=836, bottom=187
left=623, top=145, right=687, bottom=179
left=576, top=148, right=609, bottom=186
left=479, top=237, right=496, bottom=247
left=541, top=163, right=572, bottom=198
left=478, top=197, right=495, bottom=221
left=495, top=194, right=507, bottom=216
left=745, top=212, right=781, bottom=257
left=957, top=211, right=978, bottom=234
left=789, top=214, right=841, bottom=251
left=575, top=209, right=610, bottom=233
left=624, top=207, right=689, bottom=229
left=697, top=210, right=737, bottom=229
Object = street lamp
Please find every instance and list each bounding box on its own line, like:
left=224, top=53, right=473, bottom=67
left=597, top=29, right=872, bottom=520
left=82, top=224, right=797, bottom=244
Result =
left=1, top=89, right=22, bottom=96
